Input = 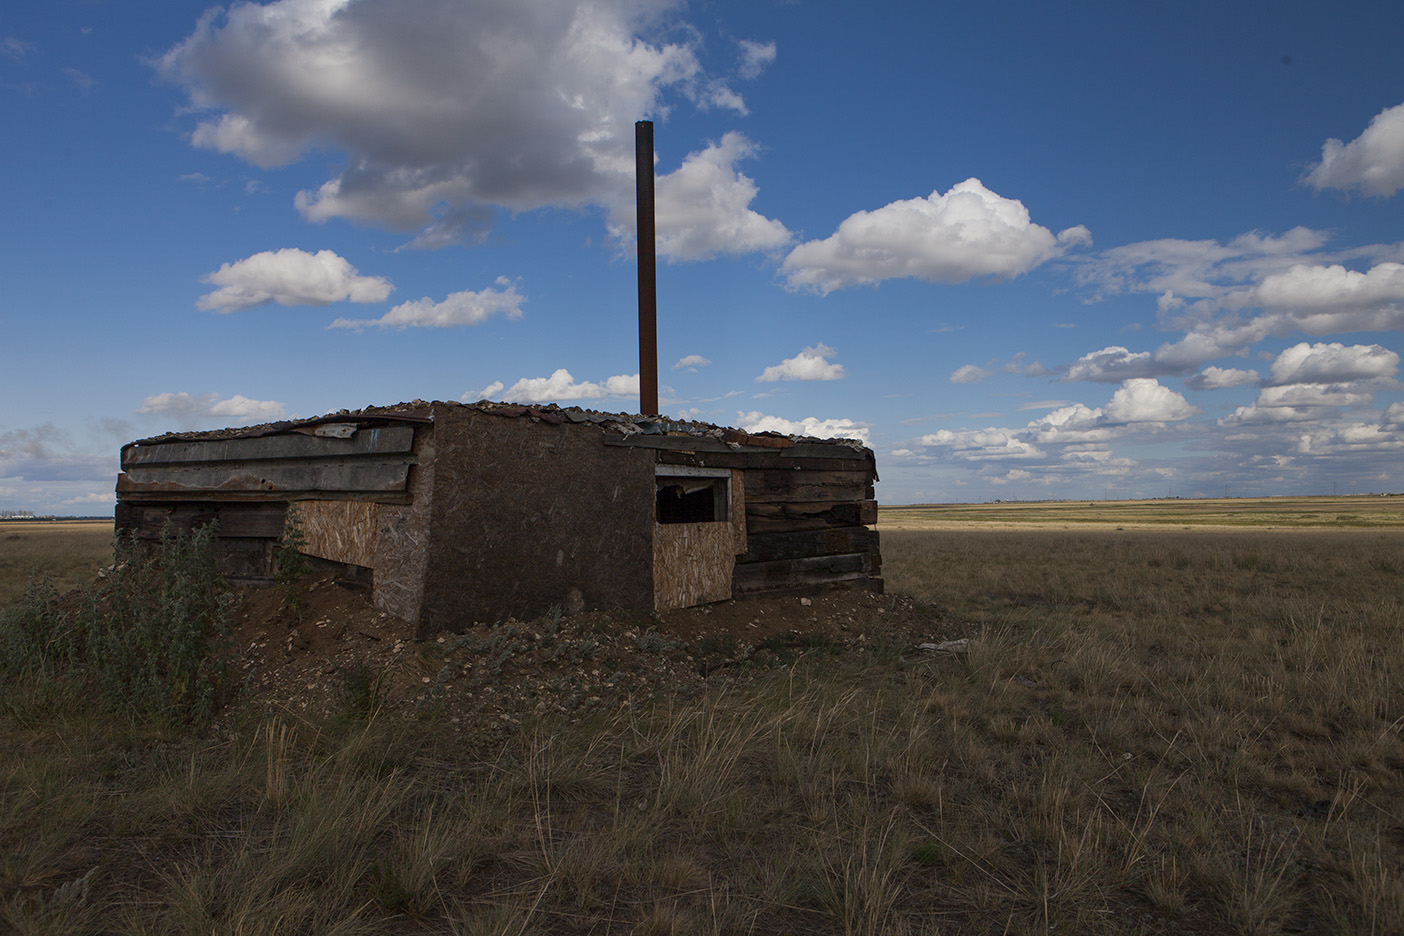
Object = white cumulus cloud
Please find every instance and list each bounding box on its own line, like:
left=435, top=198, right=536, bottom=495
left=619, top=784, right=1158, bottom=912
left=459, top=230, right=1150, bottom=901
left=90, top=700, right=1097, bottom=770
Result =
left=1304, top=101, right=1404, bottom=197
left=498, top=369, right=639, bottom=404
left=159, top=0, right=750, bottom=246
left=736, top=39, right=776, bottom=79
left=1249, top=262, right=1404, bottom=316
left=137, top=392, right=287, bottom=425
left=1102, top=378, right=1199, bottom=424
left=1065, top=346, right=1166, bottom=382
left=917, top=428, right=1045, bottom=461
left=198, top=248, right=392, bottom=312
left=735, top=411, right=869, bottom=444
left=672, top=354, right=711, bottom=372
left=781, top=177, right=1090, bottom=294
left=1267, top=342, right=1399, bottom=385
left=329, top=277, right=523, bottom=329
left=1185, top=366, right=1260, bottom=391
left=462, top=381, right=505, bottom=403
left=914, top=379, right=1195, bottom=468
left=1255, top=383, right=1377, bottom=409
left=756, top=344, right=845, bottom=382
left=950, top=365, right=991, bottom=384
left=610, top=132, right=790, bottom=261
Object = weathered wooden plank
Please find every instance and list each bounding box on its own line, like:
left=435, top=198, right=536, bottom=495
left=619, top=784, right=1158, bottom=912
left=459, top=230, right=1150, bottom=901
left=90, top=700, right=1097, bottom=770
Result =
left=116, top=489, right=413, bottom=506
left=118, top=459, right=412, bottom=496
left=734, top=575, right=884, bottom=599
left=730, top=468, right=747, bottom=555
left=605, top=435, right=870, bottom=462
left=744, top=500, right=878, bottom=530
left=733, top=550, right=878, bottom=585
left=117, top=501, right=288, bottom=539
left=741, top=527, right=879, bottom=564
left=654, top=450, right=872, bottom=474
left=122, top=425, right=416, bottom=468
left=733, top=567, right=878, bottom=595
left=743, top=469, right=874, bottom=504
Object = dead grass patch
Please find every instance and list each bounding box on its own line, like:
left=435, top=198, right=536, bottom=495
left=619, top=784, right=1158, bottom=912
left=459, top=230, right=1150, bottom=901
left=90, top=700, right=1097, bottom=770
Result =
left=3, top=525, right=1404, bottom=933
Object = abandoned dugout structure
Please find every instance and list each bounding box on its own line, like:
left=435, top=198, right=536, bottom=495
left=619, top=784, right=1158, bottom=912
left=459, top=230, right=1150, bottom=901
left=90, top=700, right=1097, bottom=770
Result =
left=115, top=401, right=881, bottom=638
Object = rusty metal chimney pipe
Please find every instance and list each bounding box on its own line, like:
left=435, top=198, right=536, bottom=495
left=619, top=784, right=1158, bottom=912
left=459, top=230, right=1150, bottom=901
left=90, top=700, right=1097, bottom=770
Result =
left=635, top=120, right=659, bottom=417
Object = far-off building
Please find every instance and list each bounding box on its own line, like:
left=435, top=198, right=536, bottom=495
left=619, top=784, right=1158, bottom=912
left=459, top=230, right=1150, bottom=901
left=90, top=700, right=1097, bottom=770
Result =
left=115, top=401, right=881, bottom=638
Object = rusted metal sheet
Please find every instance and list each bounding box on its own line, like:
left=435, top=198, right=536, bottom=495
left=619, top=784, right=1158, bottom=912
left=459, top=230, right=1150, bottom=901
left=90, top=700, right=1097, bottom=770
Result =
left=653, top=521, right=735, bottom=611
left=122, top=425, right=415, bottom=467
left=117, top=459, right=412, bottom=496
left=292, top=500, right=379, bottom=568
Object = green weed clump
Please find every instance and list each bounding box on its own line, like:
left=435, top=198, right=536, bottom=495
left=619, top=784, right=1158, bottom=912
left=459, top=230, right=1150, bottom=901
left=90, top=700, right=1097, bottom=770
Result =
left=0, top=525, right=232, bottom=727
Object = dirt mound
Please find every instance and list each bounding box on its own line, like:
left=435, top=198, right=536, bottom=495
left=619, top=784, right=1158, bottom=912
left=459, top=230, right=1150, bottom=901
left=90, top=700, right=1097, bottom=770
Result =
left=227, top=576, right=960, bottom=729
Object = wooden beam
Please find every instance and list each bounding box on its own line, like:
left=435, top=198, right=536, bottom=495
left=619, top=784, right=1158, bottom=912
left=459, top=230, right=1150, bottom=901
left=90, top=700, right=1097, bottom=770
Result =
left=651, top=448, right=872, bottom=474
left=733, top=576, right=884, bottom=600
left=122, top=425, right=415, bottom=468
left=744, top=500, right=878, bottom=531
left=604, top=435, right=870, bottom=462
left=117, top=458, right=412, bottom=496
left=743, top=469, right=875, bottom=504
left=740, top=526, right=879, bottom=563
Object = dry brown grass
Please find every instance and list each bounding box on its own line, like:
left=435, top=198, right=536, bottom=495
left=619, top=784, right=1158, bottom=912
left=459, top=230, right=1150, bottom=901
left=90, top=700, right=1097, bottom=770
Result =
left=4, top=518, right=1404, bottom=934
left=881, top=493, right=1404, bottom=531
left=0, top=520, right=112, bottom=608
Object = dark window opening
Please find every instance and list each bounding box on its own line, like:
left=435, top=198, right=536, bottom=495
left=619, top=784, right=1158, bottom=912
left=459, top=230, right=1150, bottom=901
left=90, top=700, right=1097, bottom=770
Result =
left=656, top=476, right=728, bottom=523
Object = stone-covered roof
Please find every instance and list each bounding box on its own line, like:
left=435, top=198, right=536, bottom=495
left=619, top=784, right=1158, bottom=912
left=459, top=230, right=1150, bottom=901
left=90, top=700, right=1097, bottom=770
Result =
left=128, top=400, right=871, bottom=454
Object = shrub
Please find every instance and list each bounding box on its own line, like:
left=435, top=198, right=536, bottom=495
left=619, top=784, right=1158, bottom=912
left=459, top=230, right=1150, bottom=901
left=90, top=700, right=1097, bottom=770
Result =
left=0, top=524, right=233, bottom=727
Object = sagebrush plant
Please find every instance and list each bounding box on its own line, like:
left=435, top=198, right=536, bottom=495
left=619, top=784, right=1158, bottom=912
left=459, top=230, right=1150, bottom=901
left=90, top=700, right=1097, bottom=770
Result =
left=275, top=506, right=313, bottom=618
left=0, top=524, right=233, bottom=726
left=0, top=575, right=78, bottom=678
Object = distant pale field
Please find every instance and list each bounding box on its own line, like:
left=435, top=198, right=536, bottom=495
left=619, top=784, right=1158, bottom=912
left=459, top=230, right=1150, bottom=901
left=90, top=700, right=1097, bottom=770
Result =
left=0, top=519, right=114, bottom=607
left=879, top=494, right=1404, bottom=531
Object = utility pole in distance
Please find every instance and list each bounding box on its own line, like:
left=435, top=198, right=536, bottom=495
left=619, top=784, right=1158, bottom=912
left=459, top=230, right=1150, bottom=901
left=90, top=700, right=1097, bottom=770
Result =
left=635, top=120, right=658, bottom=417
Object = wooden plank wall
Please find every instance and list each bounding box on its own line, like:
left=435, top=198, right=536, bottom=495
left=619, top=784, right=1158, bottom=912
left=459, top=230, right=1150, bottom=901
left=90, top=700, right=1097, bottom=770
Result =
left=116, top=425, right=417, bottom=501
left=733, top=464, right=881, bottom=598
left=643, top=441, right=882, bottom=599
left=115, top=422, right=423, bottom=584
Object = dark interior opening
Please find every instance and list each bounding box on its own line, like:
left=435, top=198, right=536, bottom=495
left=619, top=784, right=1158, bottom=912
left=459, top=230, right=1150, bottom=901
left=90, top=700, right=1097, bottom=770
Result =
left=656, top=477, right=727, bottom=523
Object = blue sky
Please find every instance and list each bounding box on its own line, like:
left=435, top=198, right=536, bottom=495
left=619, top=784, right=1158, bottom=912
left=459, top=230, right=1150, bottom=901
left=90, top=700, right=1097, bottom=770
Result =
left=3, top=0, right=1404, bottom=513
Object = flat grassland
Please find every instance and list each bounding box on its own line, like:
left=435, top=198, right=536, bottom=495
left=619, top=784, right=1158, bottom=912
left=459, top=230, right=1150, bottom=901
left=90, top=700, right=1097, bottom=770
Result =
left=880, top=493, right=1404, bottom=531
left=0, top=520, right=112, bottom=607
left=3, top=502, right=1403, bottom=934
